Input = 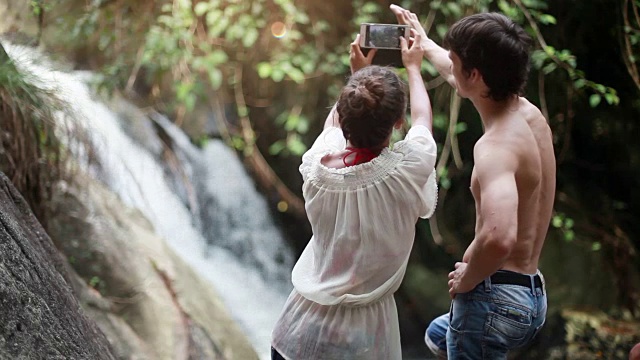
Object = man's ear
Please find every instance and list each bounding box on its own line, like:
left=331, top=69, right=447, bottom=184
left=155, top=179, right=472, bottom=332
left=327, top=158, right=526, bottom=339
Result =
left=469, top=68, right=483, bottom=84
left=394, top=118, right=404, bottom=129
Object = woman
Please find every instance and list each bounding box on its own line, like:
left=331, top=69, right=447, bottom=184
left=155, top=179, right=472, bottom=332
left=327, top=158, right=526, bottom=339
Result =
left=271, top=31, right=437, bottom=360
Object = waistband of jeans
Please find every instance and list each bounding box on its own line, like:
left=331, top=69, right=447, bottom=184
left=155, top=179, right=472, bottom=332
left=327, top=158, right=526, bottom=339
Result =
left=489, top=270, right=543, bottom=289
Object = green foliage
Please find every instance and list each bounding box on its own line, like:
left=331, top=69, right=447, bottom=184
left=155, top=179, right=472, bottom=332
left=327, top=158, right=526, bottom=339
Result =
left=88, top=275, right=107, bottom=294
left=438, top=167, right=451, bottom=190
left=141, top=0, right=341, bottom=153
left=270, top=110, right=310, bottom=155
left=30, top=0, right=51, bottom=16
left=552, top=213, right=575, bottom=243
left=532, top=47, right=619, bottom=107
left=497, top=1, right=621, bottom=108
left=0, top=44, right=73, bottom=228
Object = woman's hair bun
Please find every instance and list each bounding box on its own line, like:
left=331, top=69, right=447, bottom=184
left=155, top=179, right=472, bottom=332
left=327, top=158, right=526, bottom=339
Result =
left=336, top=66, right=407, bottom=149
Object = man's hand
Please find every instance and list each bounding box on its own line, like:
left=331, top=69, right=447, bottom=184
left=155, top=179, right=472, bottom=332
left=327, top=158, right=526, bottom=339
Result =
left=390, top=4, right=429, bottom=47
left=448, top=262, right=477, bottom=299
left=391, top=3, right=456, bottom=87
left=350, top=34, right=376, bottom=74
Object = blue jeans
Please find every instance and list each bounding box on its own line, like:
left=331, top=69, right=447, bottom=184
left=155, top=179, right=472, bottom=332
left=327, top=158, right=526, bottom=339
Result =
left=425, top=270, right=547, bottom=360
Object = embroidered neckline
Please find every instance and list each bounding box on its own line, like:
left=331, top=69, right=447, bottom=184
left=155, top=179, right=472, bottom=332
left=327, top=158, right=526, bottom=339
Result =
left=342, top=146, right=380, bottom=167
left=308, top=142, right=411, bottom=188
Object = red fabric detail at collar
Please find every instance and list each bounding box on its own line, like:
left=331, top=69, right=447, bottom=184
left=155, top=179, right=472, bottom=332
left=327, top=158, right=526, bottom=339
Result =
left=343, top=147, right=379, bottom=167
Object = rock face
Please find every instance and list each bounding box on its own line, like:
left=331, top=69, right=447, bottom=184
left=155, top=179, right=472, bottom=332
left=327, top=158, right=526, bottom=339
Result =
left=0, top=172, right=115, bottom=359
left=46, top=172, right=259, bottom=360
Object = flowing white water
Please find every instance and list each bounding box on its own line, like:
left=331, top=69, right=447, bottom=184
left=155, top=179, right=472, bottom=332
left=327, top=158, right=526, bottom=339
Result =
left=4, top=42, right=294, bottom=360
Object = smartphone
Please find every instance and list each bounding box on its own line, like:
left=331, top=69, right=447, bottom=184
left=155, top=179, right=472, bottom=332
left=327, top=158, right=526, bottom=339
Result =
left=359, top=23, right=409, bottom=50
left=359, top=23, right=409, bottom=67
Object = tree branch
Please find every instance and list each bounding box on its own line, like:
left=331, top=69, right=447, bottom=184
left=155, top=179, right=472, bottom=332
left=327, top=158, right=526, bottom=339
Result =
left=232, top=63, right=306, bottom=221
left=621, top=0, right=640, bottom=90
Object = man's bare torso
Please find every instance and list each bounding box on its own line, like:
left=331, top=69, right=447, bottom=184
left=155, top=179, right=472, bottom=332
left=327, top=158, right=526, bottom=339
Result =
left=465, top=98, right=556, bottom=274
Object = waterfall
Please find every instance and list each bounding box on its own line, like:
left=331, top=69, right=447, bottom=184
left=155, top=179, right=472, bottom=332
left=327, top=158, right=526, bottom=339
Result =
left=4, top=42, right=294, bottom=360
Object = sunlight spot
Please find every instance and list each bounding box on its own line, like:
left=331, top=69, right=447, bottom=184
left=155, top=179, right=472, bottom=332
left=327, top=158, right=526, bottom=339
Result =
left=277, top=200, right=289, bottom=212
left=271, top=21, right=287, bottom=38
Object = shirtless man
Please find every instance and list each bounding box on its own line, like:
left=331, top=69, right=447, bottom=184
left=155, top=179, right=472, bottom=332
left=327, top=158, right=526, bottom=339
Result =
left=391, top=5, right=556, bottom=359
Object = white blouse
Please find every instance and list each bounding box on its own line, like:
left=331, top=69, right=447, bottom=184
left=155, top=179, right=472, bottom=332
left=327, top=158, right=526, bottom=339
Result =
left=272, top=125, right=438, bottom=359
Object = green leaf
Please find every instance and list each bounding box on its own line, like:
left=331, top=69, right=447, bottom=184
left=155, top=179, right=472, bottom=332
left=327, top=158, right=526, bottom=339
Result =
left=287, top=135, right=307, bottom=155
left=257, top=62, right=272, bottom=78
left=591, top=242, right=602, bottom=251
left=231, top=136, right=245, bottom=151
left=271, top=68, right=285, bottom=82
left=227, top=23, right=244, bottom=41
left=176, top=81, right=193, bottom=100
left=564, top=218, right=574, bottom=229
left=531, top=50, right=547, bottom=70
left=440, top=176, right=451, bottom=190
left=208, top=50, right=228, bottom=65
left=454, top=122, right=467, bottom=134
left=573, top=79, right=586, bottom=89
left=446, top=2, right=462, bottom=16
left=301, top=60, right=315, bottom=74
left=589, top=94, right=601, bottom=108
left=208, top=68, right=223, bottom=89
left=538, top=14, right=556, bottom=25
left=497, top=0, right=514, bottom=15
left=251, top=2, right=264, bottom=16
left=194, top=2, right=210, bottom=16
left=184, top=93, right=196, bottom=112
left=564, top=230, right=575, bottom=242
left=362, top=2, right=380, bottom=14
left=287, top=67, right=305, bottom=84
left=238, top=105, right=249, bottom=117
left=207, top=12, right=227, bottom=36
left=296, top=117, right=309, bottom=133
left=433, top=114, right=447, bottom=131
left=243, top=27, right=259, bottom=48
left=542, top=62, right=557, bottom=74
left=552, top=215, right=563, bottom=228
left=269, top=140, right=287, bottom=155
left=544, top=45, right=555, bottom=56
left=284, top=114, right=298, bottom=131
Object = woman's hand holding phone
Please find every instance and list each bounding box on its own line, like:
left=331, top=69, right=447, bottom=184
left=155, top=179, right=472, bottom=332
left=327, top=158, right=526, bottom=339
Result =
left=400, top=30, right=424, bottom=71
left=349, top=34, right=376, bottom=74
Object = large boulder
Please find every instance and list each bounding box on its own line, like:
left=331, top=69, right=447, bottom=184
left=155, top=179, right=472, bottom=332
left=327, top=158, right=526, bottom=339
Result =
left=47, top=172, right=258, bottom=360
left=0, top=172, right=115, bottom=359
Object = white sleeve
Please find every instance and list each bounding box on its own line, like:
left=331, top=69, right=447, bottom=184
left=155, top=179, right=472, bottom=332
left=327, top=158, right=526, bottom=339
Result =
left=394, top=125, right=438, bottom=219
left=299, top=127, right=345, bottom=181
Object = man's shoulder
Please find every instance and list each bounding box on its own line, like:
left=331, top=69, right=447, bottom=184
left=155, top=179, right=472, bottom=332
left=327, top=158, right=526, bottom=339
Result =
left=473, top=136, right=519, bottom=173
left=519, top=97, right=547, bottom=124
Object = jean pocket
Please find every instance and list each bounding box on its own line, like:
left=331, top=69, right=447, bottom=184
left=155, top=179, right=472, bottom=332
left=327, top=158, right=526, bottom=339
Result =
left=485, top=307, right=532, bottom=343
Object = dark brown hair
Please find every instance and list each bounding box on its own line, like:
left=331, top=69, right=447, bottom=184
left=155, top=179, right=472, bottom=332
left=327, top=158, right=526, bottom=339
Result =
left=444, top=12, right=533, bottom=101
left=336, top=66, right=407, bottom=150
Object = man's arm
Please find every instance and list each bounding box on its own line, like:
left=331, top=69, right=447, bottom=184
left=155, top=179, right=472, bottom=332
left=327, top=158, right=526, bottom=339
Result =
left=448, top=141, right=519, bottom=297
left=390, top=4, right=456, bottom=88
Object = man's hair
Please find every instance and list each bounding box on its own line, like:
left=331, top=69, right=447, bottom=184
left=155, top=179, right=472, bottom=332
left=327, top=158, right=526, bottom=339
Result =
left=444, top=12, right=534, bottom=101
left=336, top=66, right=407, bottom=149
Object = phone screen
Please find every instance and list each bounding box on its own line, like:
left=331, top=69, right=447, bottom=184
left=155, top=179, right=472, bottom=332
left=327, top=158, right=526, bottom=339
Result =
left=364, top=25, right=405, bottom=49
